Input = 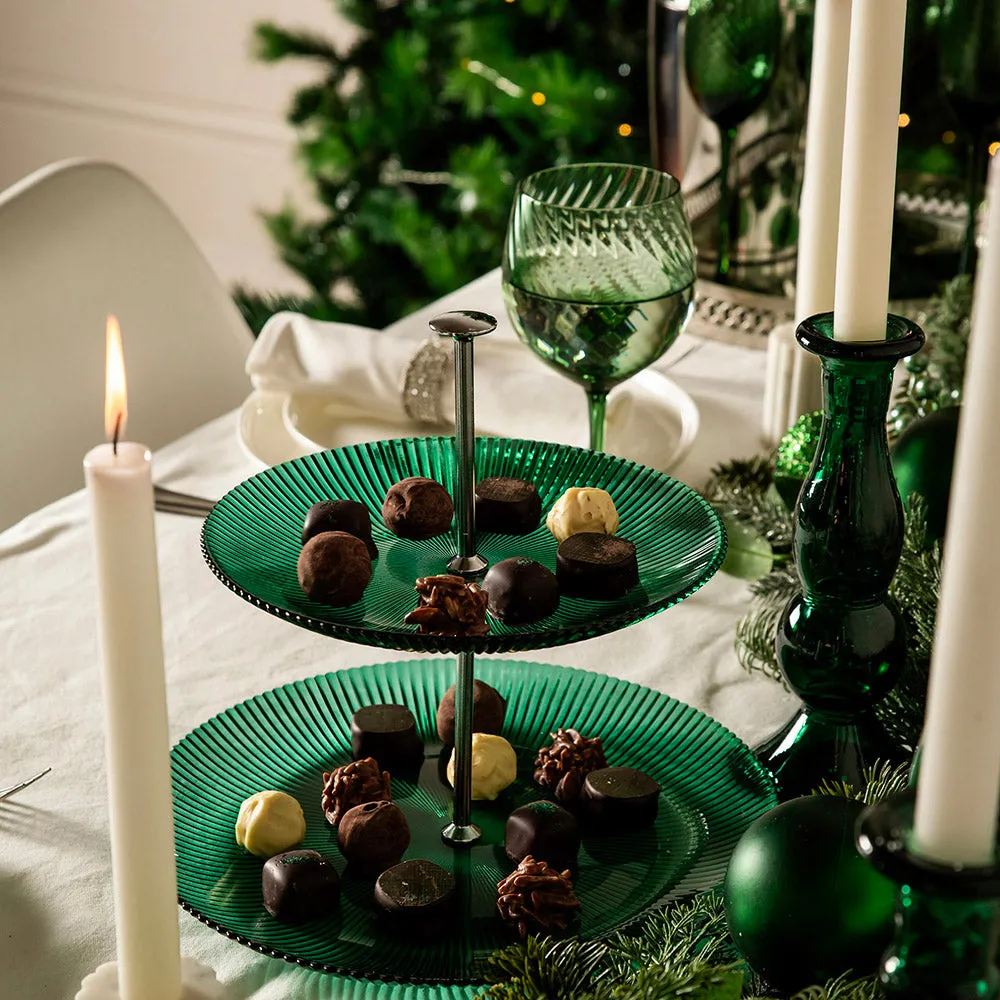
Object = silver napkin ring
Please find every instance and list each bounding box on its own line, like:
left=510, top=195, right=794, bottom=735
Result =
left=402, top=338, right=453, bottom=425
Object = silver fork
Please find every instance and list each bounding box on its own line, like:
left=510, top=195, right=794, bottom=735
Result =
left=154, top=486, right=217, bottom=518
left=0, top=767, right=51, bottom=802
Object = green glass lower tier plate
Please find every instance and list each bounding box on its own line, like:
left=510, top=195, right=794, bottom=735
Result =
left=173, top=658, right=776, bottom=984
left=200, top=436, right=726, bottom=653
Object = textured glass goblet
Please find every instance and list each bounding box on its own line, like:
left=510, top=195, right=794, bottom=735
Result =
left=501, top=163, right=696, bottom=452
left=684, top=0, right=782, bottom=279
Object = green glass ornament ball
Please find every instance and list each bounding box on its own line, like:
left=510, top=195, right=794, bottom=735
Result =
left=723, top=796, right=896, bottom=993
left=891, top=406, right=960, bottom=540
left=775, top=409, right=823, bottom=481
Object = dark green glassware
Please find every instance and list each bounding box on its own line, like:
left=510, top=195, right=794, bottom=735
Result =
left=684, top=0, right=782, bottom=279
left=765, top=314, right=924, bottom=798
left=858, top=792, right=1000, bottom=998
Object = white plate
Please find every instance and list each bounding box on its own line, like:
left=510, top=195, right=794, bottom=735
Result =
left=239, top=369, right=699, bottom=472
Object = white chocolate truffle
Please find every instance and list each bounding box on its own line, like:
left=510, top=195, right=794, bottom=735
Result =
left=447, top=732, right=518, bottom=800
left=235, top=790, right=306, bottom=858
left=545, top=487, right=619, bottom=543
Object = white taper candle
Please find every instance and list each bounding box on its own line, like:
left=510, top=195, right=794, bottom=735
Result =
left=833, top=0, right=907, bottom=341
left=912, top=158, right=1000, bottom=866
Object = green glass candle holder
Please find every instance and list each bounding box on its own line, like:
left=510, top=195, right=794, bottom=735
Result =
left=764, top=314, right=925, bottom=798
left=857, top=791, right=1000, bottom=998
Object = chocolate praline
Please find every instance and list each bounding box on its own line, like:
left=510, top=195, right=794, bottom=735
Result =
left=351, top=704, right=423, bottom=768
left=297, top=530, right=372, bottom=606
left=484, top=557, right=559, bottom=625
left=262, top=849, right=340, bottom=923
left=436, top=679, right=506, bottom=745
left=580, top=766, right=661, bottom=828
left=505, top=801, right=581, bottom=872
left=382, top=477, right=454, bottom=540
left=556, top=533, right=639, bottom=600
left=375, top=859, right=456, bottom=934
left=302, top=500, right=378, bottom=559
left=475, top=477, right=542, bottom=535
left=337, top=800, right=410, bottom=875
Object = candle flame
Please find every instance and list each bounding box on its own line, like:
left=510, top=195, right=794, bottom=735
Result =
left=105, top=315, right=127, bottom=444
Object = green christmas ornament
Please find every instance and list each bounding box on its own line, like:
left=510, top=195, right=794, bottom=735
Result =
left=723, top=795, right=896, bottom=993
left=891, top=406, right=960, bottom=541
left=773, top=409, right=822, bottom=510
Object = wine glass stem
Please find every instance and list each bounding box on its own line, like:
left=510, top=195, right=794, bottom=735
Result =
left=717, top=126, right=738, bottom=279
left=587, top=388, right=608, bottom=452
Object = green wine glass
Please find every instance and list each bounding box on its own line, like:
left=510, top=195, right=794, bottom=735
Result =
left=684, top=0, right=782, bottom=279
left=501, top=163, right=696, bottom=452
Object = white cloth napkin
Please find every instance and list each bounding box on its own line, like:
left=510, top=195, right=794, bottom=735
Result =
left=244, top=274, right=691, bottom=461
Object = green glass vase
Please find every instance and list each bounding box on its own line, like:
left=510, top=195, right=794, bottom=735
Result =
left=765, top=314, right=924, bottom=798
left=858, top=791, right=1000, bottom=998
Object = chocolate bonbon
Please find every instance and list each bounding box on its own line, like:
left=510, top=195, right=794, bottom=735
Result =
left=534, top=728, right=608, bottom=804
left=351, top=704, right=422, bottom=767
left=545, top=487, right=619, bottom=543
left=302, top=499, right=378, bottom=559
left=474, top=476, right=541, bottom=535
left=446, top=732, right=517, bottom=800
left=505, top=800, right=581, bottom=872
left=337, top=800, right=411, bottom=875
left=297, top=531, right=372, bottom=605
left=375, top=859, right=456, bottom=931
left=436, top=679, right=506, bottom=745
left=483, top=557, right=559, bottom=625
left=321, top=757, right=391, bottom=826
left=404, top=574, right=489, bottom=636
left=581, top=766, right=661, bottom=828
left=496, top=856, right=580, bottom=939
left=235, top=790, right=306, bottom=858
left=556, top=533, right=639, bottom=600
left=262, top=849, right=340, bottom=923
left=382, top=477, right=454, bottom=540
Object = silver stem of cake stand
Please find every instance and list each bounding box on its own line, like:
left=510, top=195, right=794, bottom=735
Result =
left=442, top=649, right=480, bottom=845
left=429, top=310, right=495, bottom=579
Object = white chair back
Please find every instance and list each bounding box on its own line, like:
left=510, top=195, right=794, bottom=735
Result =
left=0, top=159, right=253, bottom=529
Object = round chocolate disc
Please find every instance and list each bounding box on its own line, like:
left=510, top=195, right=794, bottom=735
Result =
left=581, top=766, right=661, bottom=828
left=351, top=704, right=423, bottom=767
left=475, top=477, right=542, bottom=535
left=556, top=533, right=638, bottom=600
left=375, top=858, right=456, bottom=917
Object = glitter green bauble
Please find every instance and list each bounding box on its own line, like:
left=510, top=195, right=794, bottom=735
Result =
left=774, top=410, right=822, bottom=509
left=724, top=796, right=896, bottom=992
left=891, top=406, right=960, bottom=540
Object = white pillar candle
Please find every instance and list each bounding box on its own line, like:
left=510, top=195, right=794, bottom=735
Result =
left=912, top=158, right=1000, bottom=867
left=83, top=317, right=181, bottom=1000
left=833, top=0, right=908, bottom=341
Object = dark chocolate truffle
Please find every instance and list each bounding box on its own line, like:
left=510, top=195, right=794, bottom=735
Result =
left=382, top=477, right=454, bottom=540
left=436, top=679, right=506, bottom=745
left=297, top=531, right=372, bottom=606
left=505, top=801, right=581, bottom=871
left=581, top=766, right=661, bottom=828
left=262, top=849, right=340, bottom=923
left=556, top=533, right=638, bottom=600
left=321, top=757, right=391, bottom=826
left=337, top=800, right=410, bottom=875
left=302, top=500, right=378, bottom=559
left=375, top=859, right=456, bottom=932
left=475, top=477, right=542, bottom=535
left=483, top=557, right=559, bottom=625
left=497, top=856, right=580, bottom=939
left=351, top=704, right=423, bottom=767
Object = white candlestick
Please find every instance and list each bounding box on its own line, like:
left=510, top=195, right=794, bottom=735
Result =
left=912, top=158, right=1000, bottom=867
left=84, top=317, right=181, bottom=1000
left=833, top=0, right=907, bottom=341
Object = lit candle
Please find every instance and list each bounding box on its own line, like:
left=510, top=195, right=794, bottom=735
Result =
left=787, top=0, right=852, bottom=422
left=833, top=0, right=907, bottom=341
left=912, top=158, right=1000, bottom=867
left=84, top=317, right=182, bottom=1000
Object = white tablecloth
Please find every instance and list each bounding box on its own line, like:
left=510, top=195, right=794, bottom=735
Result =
left=0, top=273, right=797, bottom=1000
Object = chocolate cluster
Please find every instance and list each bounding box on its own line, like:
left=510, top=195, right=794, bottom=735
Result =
left=496, top=855, right=580, bottom=939
left=321, top=757, right=391, bottom=826
left=403, top=574, right=489, bottom=636
left=533, top=728, right=608, bottom=803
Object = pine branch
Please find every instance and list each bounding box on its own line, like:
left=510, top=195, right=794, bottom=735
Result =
left=485, top=936, right=613, bottom=1000
left=254, top=23, right=340, bottom=63
left=813, top=761, right=911, bottom=804
left=704, top=457, right=792, bottom=551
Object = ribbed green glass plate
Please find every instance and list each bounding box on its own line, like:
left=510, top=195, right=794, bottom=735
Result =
left=200, top=437, right=725, bottom=653
left=173, top=658, right=776, bottom=984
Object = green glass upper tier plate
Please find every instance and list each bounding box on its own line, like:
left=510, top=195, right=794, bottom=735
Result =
left=201, top=436, right=726, bottom=653
left=173, top=658, right=777, bottom=984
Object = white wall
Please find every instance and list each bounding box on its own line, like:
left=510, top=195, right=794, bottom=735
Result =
left=0, top=0, right=352, bottom=294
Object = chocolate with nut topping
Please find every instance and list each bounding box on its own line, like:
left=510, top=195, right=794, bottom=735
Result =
left=496, top=855, right=580, bottom=939
left=321, top=757, right=391, bottom=826
left=403, top=574, right=489, bottom=636
left=533, top=728, right=608, bottom=804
